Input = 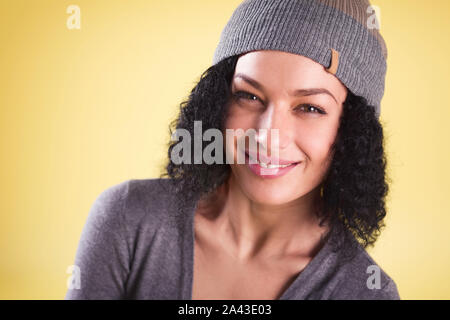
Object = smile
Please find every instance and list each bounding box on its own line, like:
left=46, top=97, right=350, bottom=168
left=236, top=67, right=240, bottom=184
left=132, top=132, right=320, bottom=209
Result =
left=244, top=151, right=301, bottom=178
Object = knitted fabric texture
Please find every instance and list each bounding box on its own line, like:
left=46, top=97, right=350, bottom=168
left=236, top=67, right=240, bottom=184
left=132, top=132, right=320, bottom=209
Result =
left=212, top=0, right=387, bottom=118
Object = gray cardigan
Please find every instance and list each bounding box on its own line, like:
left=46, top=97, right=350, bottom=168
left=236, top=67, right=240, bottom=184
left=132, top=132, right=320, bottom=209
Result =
left=65, top=178, right=400, bottom=300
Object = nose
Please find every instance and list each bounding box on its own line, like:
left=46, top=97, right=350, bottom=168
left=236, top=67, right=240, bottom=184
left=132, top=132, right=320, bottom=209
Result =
left=254, top=103, right=292, bottom=154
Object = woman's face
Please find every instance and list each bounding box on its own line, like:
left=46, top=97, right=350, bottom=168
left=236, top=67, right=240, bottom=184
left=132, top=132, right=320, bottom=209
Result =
left=224, top=50, right=348, bottom=205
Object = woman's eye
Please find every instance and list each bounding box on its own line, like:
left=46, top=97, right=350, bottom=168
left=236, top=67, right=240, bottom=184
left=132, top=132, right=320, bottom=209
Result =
left=232, top=92, right=324, bottom=114
left=296, top=104, right=325, bottom=114
left=233, top=91, right=259, bottom=102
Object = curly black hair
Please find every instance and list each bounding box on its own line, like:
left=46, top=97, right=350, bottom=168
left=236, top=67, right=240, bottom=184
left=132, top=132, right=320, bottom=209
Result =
left=161, top=54, right=390, bottom=262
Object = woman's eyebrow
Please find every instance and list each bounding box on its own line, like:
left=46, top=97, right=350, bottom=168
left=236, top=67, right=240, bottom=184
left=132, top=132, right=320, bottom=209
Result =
left=234, top=73, right=338, bottom=104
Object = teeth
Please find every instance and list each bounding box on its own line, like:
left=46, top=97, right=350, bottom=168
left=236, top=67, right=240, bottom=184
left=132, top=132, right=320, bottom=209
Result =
left=259, top=162, right=292, bottom=168
left=246, top=153, right=296, bottom=168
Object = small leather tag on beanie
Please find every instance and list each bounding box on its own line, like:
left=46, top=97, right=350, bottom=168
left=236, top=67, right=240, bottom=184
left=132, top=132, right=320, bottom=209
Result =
left=325, top=48, right=339, bottom=75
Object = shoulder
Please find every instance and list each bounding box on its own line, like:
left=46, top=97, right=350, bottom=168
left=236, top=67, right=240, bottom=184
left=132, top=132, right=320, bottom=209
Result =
left=330, top=242, right=401, bottom=300
left=91, top=177, right=174, bottom=214
left=65, top=178, right=177, bottom=299
left=88, top=178, right=179, bottom=237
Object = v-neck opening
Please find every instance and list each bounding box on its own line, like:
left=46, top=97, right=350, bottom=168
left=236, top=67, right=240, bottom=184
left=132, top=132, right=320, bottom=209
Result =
left=184, top=197, right=334, bottom=300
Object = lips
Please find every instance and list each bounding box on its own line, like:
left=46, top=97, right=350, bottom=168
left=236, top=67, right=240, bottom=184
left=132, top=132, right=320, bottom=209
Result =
left=245, top=153, right=301, bottom=179
left=245, top=149, right=300, bottom=166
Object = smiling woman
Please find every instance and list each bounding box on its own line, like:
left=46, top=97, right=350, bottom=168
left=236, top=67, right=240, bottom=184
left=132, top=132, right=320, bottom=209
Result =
left=164, top=53, right=396, bottom=300
left=65, top=0, right=400, bottom=300
left=224, top=50, right=346, bottom=206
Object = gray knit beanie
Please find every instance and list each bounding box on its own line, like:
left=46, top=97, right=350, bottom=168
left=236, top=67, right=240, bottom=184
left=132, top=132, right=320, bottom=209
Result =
left=212, top=0, right=387, bottom=118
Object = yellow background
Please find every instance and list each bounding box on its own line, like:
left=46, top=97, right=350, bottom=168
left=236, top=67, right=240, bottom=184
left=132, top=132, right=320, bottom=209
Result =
left=0, top=0, right=449, bottom=299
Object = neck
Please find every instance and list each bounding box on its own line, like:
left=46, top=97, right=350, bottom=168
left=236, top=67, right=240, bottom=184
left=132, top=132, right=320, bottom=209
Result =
left=207, top=174, right=330, bottom=262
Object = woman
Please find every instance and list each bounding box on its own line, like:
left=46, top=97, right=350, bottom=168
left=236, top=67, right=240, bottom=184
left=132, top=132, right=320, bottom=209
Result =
left=66, top=0, right=400, bottom=300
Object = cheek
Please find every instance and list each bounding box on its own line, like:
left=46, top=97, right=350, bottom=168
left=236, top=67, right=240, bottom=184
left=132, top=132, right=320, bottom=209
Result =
left=223, top=107, right=250, bottom=164
left=295, top=123, right=338, bottom=170
left=224, top=103, right=255, bottom=130
left=224, top=103, right=258, bottom=145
